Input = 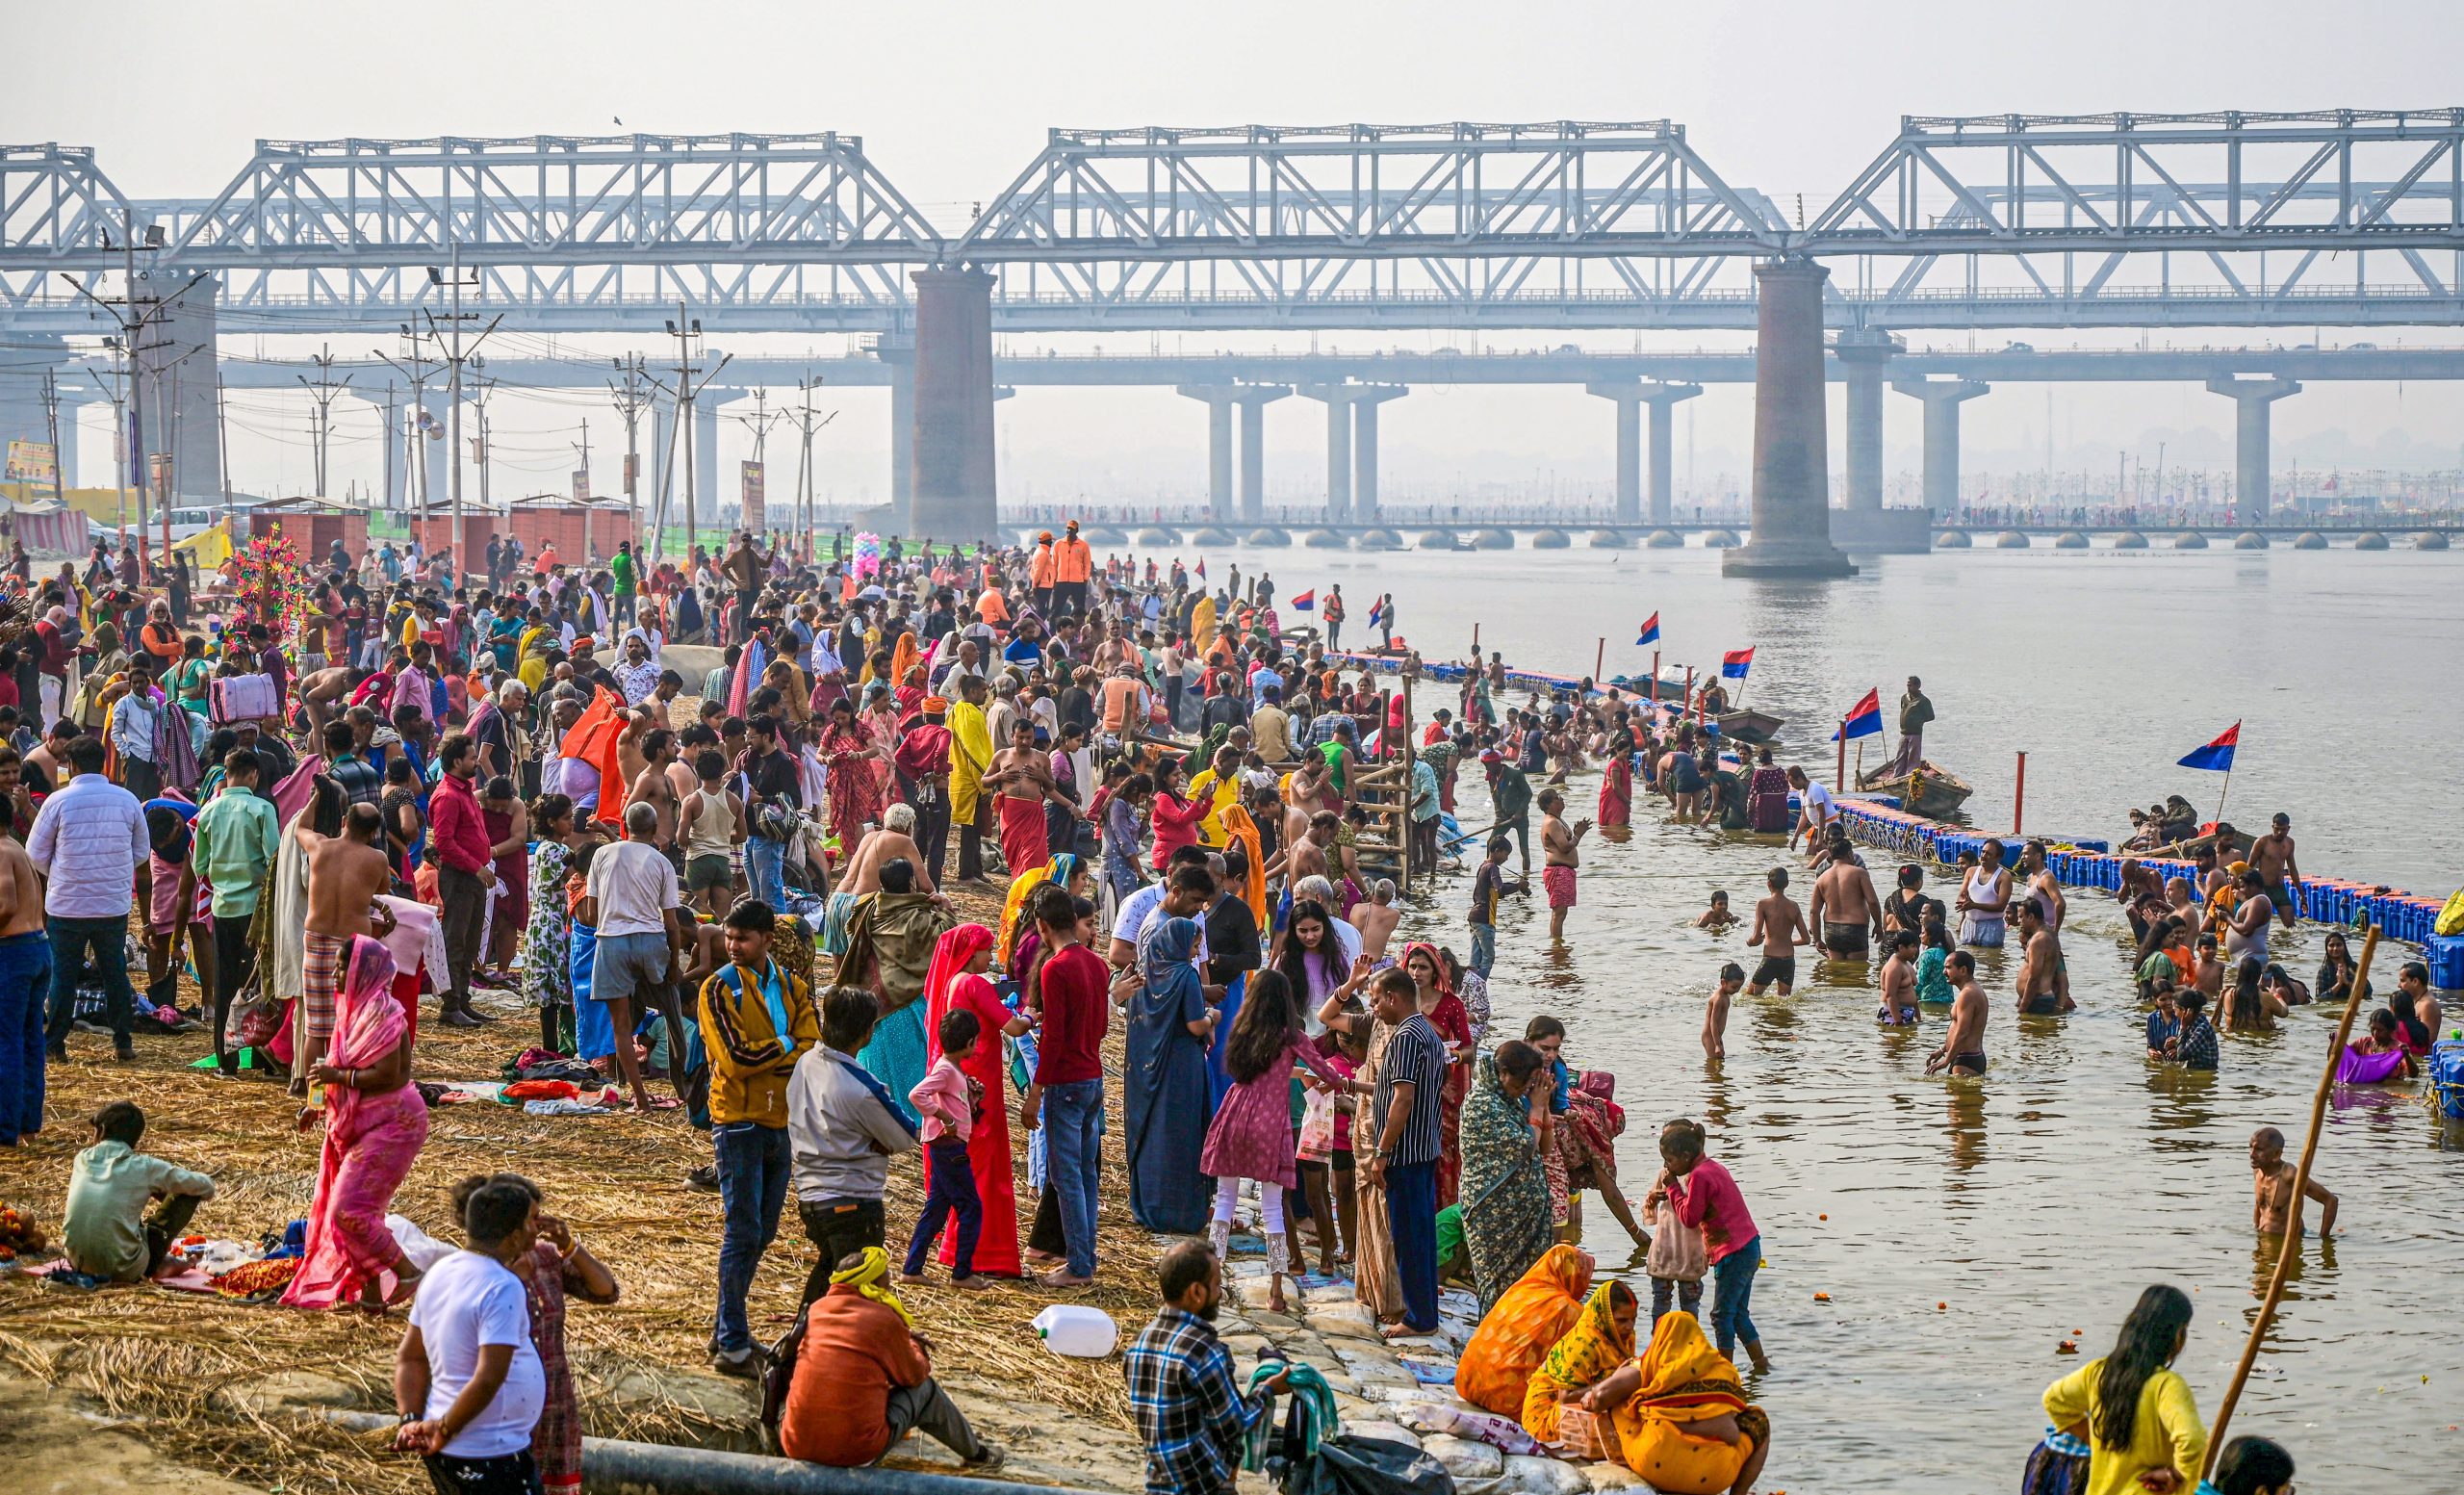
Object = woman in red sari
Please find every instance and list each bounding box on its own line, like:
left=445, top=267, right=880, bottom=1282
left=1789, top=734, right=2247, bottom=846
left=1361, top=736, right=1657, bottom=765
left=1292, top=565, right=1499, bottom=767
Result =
left=817, top=696, right=884, bottom=853
left=921, top=924, right=1031, bottom=1277
left=282, top=934, right=427, bottom=1311
left=1402, top=941, right=1476, bottom=1205
left=1597, top=745, right=1633, bottom=829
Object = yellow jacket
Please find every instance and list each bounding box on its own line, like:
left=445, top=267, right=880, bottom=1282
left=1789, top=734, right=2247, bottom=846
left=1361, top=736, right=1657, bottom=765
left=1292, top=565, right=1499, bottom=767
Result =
left=696, top=958, right=820, bottom=1127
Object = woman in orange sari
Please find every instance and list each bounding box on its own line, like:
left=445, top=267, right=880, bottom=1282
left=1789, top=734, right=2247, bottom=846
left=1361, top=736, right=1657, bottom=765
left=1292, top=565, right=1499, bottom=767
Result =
left=282, top=935, right=427, bottom=1311
left=921, top=924, right=1030, bottom=1277
left=1453, top=1242, right=1594, bottom=1416
left=1581, top=1310, right=1772, bottom=1495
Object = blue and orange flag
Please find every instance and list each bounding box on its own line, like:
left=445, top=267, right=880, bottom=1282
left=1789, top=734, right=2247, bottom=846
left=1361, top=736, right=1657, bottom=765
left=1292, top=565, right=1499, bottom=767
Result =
left=1721, top=647, right=1755, bottom=680
left=1290, top=589, right=1316, bottom=611
left=2178, top=721, right=2240, bottom=772
left=1834, top=687, right=1883, bottom=741
left=1636, top=612, right=1660, bottom=646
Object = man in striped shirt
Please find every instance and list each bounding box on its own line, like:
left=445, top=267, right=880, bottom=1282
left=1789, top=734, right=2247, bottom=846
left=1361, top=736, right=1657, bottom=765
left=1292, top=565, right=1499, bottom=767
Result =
left=1363, top=967, right=1447, bottom=1336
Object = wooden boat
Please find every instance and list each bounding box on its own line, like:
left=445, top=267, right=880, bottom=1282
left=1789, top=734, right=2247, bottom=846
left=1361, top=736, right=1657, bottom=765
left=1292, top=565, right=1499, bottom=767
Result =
left=1858, top=759, right=1974, bottom=817
left=1715, top=709, right=1786, bottom=744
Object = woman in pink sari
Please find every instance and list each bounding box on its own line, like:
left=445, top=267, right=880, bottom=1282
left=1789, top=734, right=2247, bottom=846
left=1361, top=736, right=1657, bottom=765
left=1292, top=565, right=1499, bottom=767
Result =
left=282, top=934, right=429, bottom=1311
left=922, top=923, right=1032, bottom=1277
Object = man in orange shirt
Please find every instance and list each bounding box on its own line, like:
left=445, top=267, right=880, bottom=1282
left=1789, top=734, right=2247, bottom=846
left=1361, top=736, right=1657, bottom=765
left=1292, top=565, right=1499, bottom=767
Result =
left=1028, top=532, right=1057, bottom=616
left=974, top=577, right=1011, bottom=635
left=777, top=1246, right=1003, bottom=1470
left=1051, top=520, right=1093, bottom=618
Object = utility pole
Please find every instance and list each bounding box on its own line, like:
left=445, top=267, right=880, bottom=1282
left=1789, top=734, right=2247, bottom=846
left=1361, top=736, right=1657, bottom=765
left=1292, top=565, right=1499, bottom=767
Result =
left=789, top=373, right=837, bottom=561
left=666, top=305, right=730, bottom=567
left=376, top=327, right=446, bottom=520
left=296, top=343, right=353, bottom=498
left=60, top=216, right=192, bottom=554
left=470, top=359, right=497, bottom=510
left=573, top=416, right=593, bottom=563
left=38, top=371, right=65, bottom=509
left=607, top=353, right=657, bottom=554
left=426, top=244, right=500, bottom=580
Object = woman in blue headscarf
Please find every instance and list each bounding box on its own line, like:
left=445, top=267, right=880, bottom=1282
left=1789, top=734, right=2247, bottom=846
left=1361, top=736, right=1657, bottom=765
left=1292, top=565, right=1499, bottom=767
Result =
left=1123, top=915, right=1219, bottom=1234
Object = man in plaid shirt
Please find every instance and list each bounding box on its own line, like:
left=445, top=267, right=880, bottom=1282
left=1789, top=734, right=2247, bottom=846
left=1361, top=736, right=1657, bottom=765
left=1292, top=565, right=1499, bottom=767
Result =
left=1122, top=1242, right=1291, bottom=1495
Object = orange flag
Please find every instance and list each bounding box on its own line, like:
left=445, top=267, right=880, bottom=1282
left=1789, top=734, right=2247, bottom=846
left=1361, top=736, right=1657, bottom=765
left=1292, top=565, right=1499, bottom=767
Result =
left=560, top=684, right=631, bottom=827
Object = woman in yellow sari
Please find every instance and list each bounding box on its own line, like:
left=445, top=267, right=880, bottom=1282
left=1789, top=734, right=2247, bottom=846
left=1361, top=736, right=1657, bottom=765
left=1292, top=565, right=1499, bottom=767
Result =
left=996, top=852, right=1083, bottom=967
left=1580, top=1311, right=1771, bottom=1495
left=1523, top=1277, right=1639, bottom=1443
left=1219, top=801, right=1269, bottom=927
left=1190, top=593, right=1218, bottom=657
left=1453, top=1242, right=1593, bottom=1416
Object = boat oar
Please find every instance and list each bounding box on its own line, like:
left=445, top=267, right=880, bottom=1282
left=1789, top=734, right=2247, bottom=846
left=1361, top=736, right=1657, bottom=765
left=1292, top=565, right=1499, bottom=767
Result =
left=2198, top=921, right=2382, bottom=1482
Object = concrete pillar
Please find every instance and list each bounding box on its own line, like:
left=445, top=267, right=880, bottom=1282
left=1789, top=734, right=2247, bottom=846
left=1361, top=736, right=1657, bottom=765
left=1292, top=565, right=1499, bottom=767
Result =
left=1835, top=329, right=1896, bottom=512
left=2205, top=375, right=2299, bottom=524
left=1586, top=381, right=1699, bottom=525
left=871, top=336, right=915, bottom=513
left=909, top=267, right=998, bottom=540
left=1234, top=386, right=1288, bottom=523
left=1310, top=388, right=1355, bottom=520
left=1177, top=386, right=1239, bottom=520
left=1350, top=386, right=1405, bottom=519
left=1891, top=376, right=1989, bottom=517
left=1726, top=260, right=1854, bottom=578
left=129, top=270, right=223, bottom=506
left=693, top=394, right=726, bottom=530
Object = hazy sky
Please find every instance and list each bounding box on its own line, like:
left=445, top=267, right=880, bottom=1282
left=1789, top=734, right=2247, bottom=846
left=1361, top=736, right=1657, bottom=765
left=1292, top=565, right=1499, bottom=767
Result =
left=9, top=0, right=2463, bottom=507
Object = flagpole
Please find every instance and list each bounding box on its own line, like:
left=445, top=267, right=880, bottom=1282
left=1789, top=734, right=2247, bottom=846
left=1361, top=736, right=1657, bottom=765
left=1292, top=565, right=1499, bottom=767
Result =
left=1650, top=648, right=1660, bottom=705
left=1594, top=636, right=1604, bottom=688
left=2214, top=760, right=2235, bottom=829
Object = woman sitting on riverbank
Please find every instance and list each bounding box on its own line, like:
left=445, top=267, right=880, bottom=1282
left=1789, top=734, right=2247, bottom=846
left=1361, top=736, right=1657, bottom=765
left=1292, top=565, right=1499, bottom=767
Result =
left=1578, top=1310, right=1772, bottom=1495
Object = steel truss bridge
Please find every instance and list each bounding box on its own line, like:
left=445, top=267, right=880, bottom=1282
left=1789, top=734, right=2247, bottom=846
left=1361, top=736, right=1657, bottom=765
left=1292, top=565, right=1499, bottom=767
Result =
left=8, top=109, right=2464, bottom=334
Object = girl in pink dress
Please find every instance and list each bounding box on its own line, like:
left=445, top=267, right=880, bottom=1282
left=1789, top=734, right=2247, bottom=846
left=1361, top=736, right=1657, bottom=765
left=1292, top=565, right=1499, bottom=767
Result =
left=1199, top=969, right=1344, bottom=1311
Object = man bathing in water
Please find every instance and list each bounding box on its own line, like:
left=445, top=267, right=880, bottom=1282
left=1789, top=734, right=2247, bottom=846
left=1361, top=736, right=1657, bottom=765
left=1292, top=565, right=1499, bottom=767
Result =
left=2250, top=1127, right=2337, bottom=1238
left=1745, top=866, right=1809, bottom=996
left=1926, top=950, right=1989, bottom=1075
left=1877, top=929, right=1919, bottom=1026
left=2248, top=813, right=2303, bottom=930
left=1808, top=837, right=1883, bottom=960
left=1703, top=962, right=1745, bottom=1060
left=2014, top=901, right=2074, bottom=1015
left=1537, top=787, right=1590, bottom=942
left=1957, top=838, right=2013, bottom=947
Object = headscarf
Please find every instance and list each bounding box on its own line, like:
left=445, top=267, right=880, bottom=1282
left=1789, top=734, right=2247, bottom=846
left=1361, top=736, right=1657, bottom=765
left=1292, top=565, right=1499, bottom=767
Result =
left=1402, top=941, right=1454, bottom=1000
left=996, top=852, right=1079, bottom=967
left=1453, top=1242, right=1595, bottom=1416
left=887, top=631, right=920, bottom=700
left=324, top=935, right=407, bottom=1098
left=1625, top=1306, right=1754, bottom=1430
left=1524, top=1279, right=1640, bottom=1441
left=1141, top=914, right=1203, bottom=994
left=828, top=1245, right=914, bottom=1329
left=922, top=923, right=997, bottom=1065
left=1219, top=802, right=1269, bottom=927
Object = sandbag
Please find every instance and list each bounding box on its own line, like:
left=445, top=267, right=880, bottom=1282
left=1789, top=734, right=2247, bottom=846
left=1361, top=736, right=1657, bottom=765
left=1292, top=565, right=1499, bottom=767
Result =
left=1286, top=1434, right=1458, bottom=1495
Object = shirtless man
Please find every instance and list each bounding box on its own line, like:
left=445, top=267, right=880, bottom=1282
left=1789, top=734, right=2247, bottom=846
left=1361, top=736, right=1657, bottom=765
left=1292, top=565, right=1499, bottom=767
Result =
left=1745, top=865, right=1810, bottom=996
left=2194, top=933, right=2227, bottom=998
left=626, top=728, right=683, bottom=855
left=1956, top=838, right=2013, bottom=948
left=296, top=665, right=358, bottom=737
left=840, top=802, right=937, bottom=897
left=2224, top=869, right=2276, bottom=968
left=0, top=798, right=42, bottom=942
left=1926, top=950, right=1989, bottom=1076
left=1877, top=929, right=1919, bottom=1026
left=1808, top=839, right=1884, bottom=961
left=295, top=803, right=398, bottom=1092
left=2016, top=839, right=2066, bottom=933
left=1537, top=787, right=1591, bottom=942
left=1702, top=961, right=1745, bottom=1061
left=2249, top=1126, right=2337, bottom=1237
left=1285, top=810, right=1337, bottom=889
left=1351, top=878, right=1401, bottom=965
left=1286, top=756, right=1337, bottom=819
left=2247, top=813, right=2303, bottom=929
left=2014, top=901, right=2073, bottom=1014
left=986, top=716, right=1071, bottom=841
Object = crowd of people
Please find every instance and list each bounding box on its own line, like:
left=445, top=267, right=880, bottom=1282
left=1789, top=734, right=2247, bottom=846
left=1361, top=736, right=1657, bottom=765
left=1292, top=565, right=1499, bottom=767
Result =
left=0, top=514, right=2359, bottom=1495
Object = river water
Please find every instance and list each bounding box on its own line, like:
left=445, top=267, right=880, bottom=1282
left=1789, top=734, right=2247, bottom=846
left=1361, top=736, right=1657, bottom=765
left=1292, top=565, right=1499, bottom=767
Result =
left=1245, top=544, right=2460, bottom=1491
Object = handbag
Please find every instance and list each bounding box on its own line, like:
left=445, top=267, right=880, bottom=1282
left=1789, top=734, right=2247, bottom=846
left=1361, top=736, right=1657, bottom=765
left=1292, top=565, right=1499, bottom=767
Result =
left=1644, top=1198, right=1707, bottom=1282
left=230, top=973, right=289, bottom=1052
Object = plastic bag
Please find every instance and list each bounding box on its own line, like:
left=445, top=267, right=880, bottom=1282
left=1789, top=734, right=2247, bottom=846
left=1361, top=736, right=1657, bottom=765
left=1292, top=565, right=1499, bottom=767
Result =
left=1645, top=1197, right=1707, bottom=1283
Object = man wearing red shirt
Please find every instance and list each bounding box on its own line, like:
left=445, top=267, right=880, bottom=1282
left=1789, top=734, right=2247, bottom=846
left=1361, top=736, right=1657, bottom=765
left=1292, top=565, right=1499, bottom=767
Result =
left=1027, top=887, right=1109, bottom=1287
left=891, top=698, right=955, bottom=887
left=425, top=733, right=500, bottom=1027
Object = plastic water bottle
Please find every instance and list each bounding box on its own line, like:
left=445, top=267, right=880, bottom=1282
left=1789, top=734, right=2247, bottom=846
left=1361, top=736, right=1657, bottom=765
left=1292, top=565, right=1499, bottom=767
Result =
left=1031, top=1303, right=1118, bottom=1358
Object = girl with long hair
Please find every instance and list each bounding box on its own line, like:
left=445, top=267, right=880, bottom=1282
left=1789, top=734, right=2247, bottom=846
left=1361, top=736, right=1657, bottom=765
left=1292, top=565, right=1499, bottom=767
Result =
left=2041, top=1284, right=2206, bottom=1495
left=1196, top=969, right=1343, bottom=1311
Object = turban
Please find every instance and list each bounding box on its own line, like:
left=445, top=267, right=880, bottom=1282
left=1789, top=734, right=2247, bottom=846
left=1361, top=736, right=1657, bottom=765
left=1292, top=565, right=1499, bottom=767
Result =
left=921, top=695, right=949, bottom=713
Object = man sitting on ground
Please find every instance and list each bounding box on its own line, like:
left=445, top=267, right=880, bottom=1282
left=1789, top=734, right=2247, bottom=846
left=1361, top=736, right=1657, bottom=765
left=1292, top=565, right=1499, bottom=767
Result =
left=776, top=1246, right=1005, bottom=1471
left=62, top=1101, right=217, bottom=1282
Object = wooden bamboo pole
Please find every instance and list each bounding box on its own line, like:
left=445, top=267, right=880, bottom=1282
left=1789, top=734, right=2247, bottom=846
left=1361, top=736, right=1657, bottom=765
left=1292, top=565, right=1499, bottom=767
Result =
left=2198, top=922, right=2382, bottom=1482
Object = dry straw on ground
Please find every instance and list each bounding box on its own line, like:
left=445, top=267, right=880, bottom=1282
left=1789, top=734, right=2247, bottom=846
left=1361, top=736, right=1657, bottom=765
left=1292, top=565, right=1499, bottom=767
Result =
left=0, top=879, right=1159, bottom=1493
